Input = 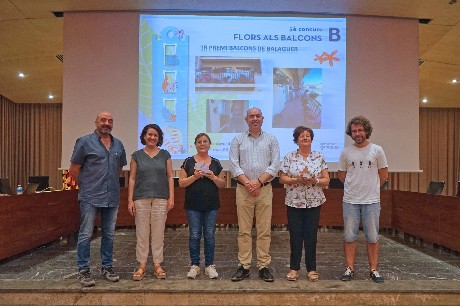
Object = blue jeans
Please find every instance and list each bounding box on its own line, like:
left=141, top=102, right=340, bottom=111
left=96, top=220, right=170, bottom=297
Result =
left=186, top=209, right=218, bottom=266
left=342, top=202, right=380, bottom=243
left=77, top=201, right=119, bottom=271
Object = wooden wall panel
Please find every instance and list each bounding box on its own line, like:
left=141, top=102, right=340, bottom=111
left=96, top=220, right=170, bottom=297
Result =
left=435, top=195, right=460, bottom=251
left=115, top=188, right=392, bottom=227
left=0, top=191, right=79, bottom=260
left=392, top=190, right=460, bottom=249
left=392, top=191, right=439, bottom=243
left=1, top=188, right=457, bottom=261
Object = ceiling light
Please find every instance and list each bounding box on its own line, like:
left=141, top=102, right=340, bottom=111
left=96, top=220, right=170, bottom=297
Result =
left=421, top=98, right=428, bottom=103
left=18, top=72, right=25, bottom=78
left=48, top=95, right=54, bottom=99
left=452, top=79, right=458, bottom=84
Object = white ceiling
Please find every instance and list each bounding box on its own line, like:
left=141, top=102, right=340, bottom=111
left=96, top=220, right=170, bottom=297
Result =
left=0, top=0, right=459, bottom=107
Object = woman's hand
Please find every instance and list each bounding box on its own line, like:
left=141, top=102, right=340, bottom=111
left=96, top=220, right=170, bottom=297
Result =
left=167, top=198, right=175, bottom=211
left=202, top=170, right=215, bottom=180
left=294, top=176, right=308, bottom=185
left=295, top=176, right=317, bottom=186
left=128, top=200, right=135, bottom=216
left=304, top=177, right=318, bottom=186
left=193, top=169, right=203, bottom=179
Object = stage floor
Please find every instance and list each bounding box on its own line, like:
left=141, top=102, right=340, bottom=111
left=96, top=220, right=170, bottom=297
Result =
left=0, top=227, right=459, bottom=305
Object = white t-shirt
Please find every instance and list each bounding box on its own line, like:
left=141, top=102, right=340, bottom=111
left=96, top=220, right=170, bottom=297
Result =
left=338, top=143, right=388, bottom=204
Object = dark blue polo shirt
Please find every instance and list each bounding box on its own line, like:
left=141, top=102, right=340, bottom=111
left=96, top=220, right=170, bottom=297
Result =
left=70, top=131, right=127, bottom=207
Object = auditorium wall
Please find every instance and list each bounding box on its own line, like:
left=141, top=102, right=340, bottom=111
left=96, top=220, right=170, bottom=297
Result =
left=387, top=108, right=460, bottom=196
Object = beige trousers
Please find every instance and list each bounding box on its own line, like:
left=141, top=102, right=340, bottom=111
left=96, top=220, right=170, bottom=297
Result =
left=236, top=184, right=273, bottom=269
left=134, top=198, right=168, bottom=264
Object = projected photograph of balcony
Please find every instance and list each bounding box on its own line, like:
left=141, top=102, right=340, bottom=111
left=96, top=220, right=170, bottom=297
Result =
left=272, top=68, right=322, bottom=129
left=195, top=57, right=261, bottom=91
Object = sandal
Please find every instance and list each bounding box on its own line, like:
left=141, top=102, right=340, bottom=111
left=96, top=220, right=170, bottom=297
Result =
left=286, top=270, right=298, bottom=281
left=132, top=267, right=146, bottom=281
left=154, top=264, right=167, bottom=279
left=308, top=271, right=319, bottom=282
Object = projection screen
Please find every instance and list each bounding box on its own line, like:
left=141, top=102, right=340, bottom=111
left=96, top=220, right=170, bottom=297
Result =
left=63, top=11, right=419, bottom=172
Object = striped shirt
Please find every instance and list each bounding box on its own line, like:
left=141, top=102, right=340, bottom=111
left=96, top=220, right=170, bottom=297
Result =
left=229, top=130, right=280, bottom=180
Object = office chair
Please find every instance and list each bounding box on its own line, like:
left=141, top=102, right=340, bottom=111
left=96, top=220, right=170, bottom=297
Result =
left=426, top=181, right=445, bottom=195
left=328, top=177, right=344, bottom=189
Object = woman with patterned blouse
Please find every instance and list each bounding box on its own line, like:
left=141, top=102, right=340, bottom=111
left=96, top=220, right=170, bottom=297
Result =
left=279, top=126, right=330, bottom=282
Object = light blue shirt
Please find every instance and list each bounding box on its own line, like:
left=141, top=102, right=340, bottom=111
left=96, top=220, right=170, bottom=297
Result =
left=71, top=131, right=127, bottom=207
left=229, top=130, right=280, bottom=180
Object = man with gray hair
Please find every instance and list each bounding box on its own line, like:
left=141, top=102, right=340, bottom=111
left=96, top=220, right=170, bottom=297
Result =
left=229, top=107, right=280, bottom=282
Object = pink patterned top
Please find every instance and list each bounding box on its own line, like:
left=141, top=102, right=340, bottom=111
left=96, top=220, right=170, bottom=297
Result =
left=280, top=150, right=328, bottom=208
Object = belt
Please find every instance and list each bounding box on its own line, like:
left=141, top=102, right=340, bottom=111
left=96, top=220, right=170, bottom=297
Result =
left=237, top=181, right=270, bottom=187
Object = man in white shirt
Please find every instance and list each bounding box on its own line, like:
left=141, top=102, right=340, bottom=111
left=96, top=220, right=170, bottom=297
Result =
left=338, top=115, right=388, bottom=283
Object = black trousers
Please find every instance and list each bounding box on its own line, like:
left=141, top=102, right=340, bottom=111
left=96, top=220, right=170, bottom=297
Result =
left=287, top=205, right=321, bottom=271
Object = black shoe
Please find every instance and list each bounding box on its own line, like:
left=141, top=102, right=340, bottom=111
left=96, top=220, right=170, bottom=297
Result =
left=341, top=266, right=354, bottom=281
left=101, top=267, right=120, bottom=282
left=258, top=267, right=274, bottom=282
left=370, top=269, right=384, bottom=283
left=78, top=269, right=95, bottom=287
left=231, top=266, right=250, bottom=281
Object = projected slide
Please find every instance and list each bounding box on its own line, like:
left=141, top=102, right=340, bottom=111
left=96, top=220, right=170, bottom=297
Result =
left=139, top=15, right=346, bottom=162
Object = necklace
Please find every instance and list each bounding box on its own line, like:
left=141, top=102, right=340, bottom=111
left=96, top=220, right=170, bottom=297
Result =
left=195, top=154, right=210, bottom=165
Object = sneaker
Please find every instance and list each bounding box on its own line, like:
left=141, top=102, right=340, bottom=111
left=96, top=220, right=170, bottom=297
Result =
left=231, top=266, right=250, bottom=281
left=258, top=267, right=274, bottom=282
left=187, top=265, right=201, bottom=279
left=370, top=269, right=384, bottom=283
left=205, top=264, right=219, bottom=279
left=101, top=267, right=120, bottom=282
left=78, top=269, right=95, bottom=287
left=341, top=266, right=354, bottom=281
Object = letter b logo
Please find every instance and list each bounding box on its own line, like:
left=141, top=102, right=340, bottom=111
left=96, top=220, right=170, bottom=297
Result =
left=329, top=28, right=341, bottom=41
